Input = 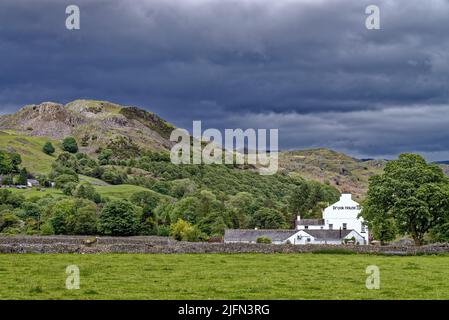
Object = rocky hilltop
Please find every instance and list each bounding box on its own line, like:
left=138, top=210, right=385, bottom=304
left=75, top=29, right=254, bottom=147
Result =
left=0, top=100, right=175, bottom=154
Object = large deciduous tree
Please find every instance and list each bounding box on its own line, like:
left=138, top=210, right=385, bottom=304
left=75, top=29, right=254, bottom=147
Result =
left=363, top=154, right=449, bottom=246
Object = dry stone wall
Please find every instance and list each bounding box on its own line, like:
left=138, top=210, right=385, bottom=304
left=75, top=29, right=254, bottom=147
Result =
left=0, top=236, right=448, bottom=255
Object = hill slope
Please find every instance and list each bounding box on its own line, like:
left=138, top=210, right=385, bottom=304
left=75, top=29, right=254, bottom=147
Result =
left=0, top=100, right=175, bottom=156
left=278, top=148, right=386, bottom=200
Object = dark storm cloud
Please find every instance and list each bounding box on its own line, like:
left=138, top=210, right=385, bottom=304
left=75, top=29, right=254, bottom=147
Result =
left=1, top=0, right=449, bottom=159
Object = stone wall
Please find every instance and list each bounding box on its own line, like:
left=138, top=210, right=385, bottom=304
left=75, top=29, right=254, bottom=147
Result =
left=0, top=236, right=448, bottom=255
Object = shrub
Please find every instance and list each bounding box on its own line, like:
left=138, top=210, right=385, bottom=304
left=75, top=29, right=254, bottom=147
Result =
left=170, top=219, right=204, bottom=242
left=48, top=199, right=98, bottom=235
left=40, top=221, right=55, bottom=235
left=73, top=182, right=102, bottom=203
left=42, top=142, right=55, bottom=155
left=256, top=236, right=272, bottom=244
left=101, top=168, right=126, bottom=185
left=62, top=137, right=79, bottom=153
left=62, top=182, right=77, bottom=196
left=0, top=213, right=21, bottom=233
left=55, top=174, right=79, bottom=189
left=72, top=202, right=98, bottom=235
left=98, top=200, right=141, bottom=236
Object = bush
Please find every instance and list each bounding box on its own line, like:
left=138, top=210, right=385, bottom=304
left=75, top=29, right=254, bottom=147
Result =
left=40, top=221, right=55, bottom=235
left=42, top=142, right=55, bottom=155
left=98, top=200, right=141, bottom=236
left=101, top=169, right=127, bottom=185
left=72, top=202, right=98, bottom=235
left=256, top=236, right=272, bottom=244
left=170, top=219, right=204, bottom=242
left=48, top=199, right=98, bottom=235
left=55, top=174, right=79, bottom=189
left=62, top=137, right=78, bottom=153
left=62, top=182, right=77, bottom=196
left=73, top=182, right=102, bottom=203
left=0, top=213, right=22, bottom=233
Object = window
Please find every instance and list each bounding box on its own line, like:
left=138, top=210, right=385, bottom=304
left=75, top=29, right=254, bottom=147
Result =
left=307, top=238, right=311, bottom=242
left=343, top=223, right=347, bottom=230
left=361, top=223, right=366, bottom=233
left=304, top=225, right=308, bottom=229
left=329, top=224, right=333, bottom=230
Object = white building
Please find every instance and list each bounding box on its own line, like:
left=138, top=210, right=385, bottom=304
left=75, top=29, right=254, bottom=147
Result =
left=296, top=193, right=368, bottom=244
left=224, top=193, right=369, bottom=245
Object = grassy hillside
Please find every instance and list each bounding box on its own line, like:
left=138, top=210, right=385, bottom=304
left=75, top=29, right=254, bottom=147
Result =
left=1, top=253, right=448, bottom=299
left=0, top=130, right=61, bottom=174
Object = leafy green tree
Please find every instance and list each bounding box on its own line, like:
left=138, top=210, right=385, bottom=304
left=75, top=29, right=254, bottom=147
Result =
left=42, top=142, right=55, bottom=155
left=62, top=182, right=77, bottom=196
left=55, top=174, right=79, bottom=189
left=0, top=189, right=24, bottom=208
left=49, top=199, right=75, bottom=234
left=73, top=182, right=102, bottom=203
left=19, top=202, right=41, bottom=220
left=169, top=219, right=204, bottom=242
left=226, top=192, right=255, bottom=228
left=48, top=199, right=98, bottom=235
left=0, top=151, right=13, bottom=174
left=98, top=200, right=141, bottom=236
left=101, top=168, right=126, bottom=185
left=170, top=179, right=196, bottom=198
left=251, top=207, right=287, bottom=229
left=170, top=196, right=201, bottom=224
left=15, top=168, right=28, bottom=185
left=72, top=201, right=98, bottom=235
left=0, top=212, right=21, bottom=234
left=9, top=153, right=22, bottom=172
left=98, top=148, right=113, bottom=165
left=62, top=137, right=79, bottom=153
left=363, top=154, right=449, bottom=246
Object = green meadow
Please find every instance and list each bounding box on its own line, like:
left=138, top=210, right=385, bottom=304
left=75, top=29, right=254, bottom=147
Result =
left=0, top=253, right=448, bottom=300
left=0, top=130, right=61, bottom=174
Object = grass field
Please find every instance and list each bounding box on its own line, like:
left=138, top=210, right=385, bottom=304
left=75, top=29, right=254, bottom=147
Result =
left=0, top=130, right=61, bottom=174
left=0, top=253, right=448, bottom=300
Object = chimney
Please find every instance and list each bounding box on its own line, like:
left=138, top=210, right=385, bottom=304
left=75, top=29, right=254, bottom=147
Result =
left=340, top=193, right=352, bottom=201
left=295, top=215, right=301, bottom=230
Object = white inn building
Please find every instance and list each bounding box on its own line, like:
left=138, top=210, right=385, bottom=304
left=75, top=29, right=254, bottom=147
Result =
left=224, top=193, right=369, bottom=245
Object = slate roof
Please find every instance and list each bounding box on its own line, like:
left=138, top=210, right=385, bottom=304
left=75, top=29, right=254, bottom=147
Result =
left=296, top=219, right=325, bottom=226
left=300, top=229, right=353, bottom=240
left=224, top=229, right=297, bottom=242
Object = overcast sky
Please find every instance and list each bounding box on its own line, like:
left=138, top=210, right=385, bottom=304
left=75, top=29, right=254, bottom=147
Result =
left=1, top=0, right=449, bottom=160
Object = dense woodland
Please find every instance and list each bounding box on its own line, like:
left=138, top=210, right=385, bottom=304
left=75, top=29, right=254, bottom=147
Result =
left=0, top=137, right=340, bottom=240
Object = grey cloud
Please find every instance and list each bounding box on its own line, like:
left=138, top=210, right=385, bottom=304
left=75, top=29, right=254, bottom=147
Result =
left=1, top=0, right=449, bottom=159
